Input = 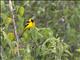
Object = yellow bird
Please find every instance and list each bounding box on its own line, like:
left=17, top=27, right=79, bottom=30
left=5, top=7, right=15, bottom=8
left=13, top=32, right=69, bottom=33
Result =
left=24, top=18, right=35, bottom=31
left=19, top=18, right=35, bottom=38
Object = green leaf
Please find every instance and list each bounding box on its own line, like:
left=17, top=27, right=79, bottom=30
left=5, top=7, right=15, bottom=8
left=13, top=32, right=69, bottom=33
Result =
left=8, top=32, right=15, bottom=41
left=18, top=6, right=24, bottom=16
left=39, top=28, right=53, bottom=38
left=76, top=48, right=80, bottom=53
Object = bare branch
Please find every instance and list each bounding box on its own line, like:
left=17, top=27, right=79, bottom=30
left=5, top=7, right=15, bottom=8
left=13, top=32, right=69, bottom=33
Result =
left=9, top=0, right=20, bottom=56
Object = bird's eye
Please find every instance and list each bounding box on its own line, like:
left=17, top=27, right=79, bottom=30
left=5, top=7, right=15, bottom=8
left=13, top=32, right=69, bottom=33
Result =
left=31, top=19, right=34, bottom=22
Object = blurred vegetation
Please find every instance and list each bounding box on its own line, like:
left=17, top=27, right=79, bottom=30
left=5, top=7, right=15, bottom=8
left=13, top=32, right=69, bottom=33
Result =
left=0, top=0, right=80, bottom=60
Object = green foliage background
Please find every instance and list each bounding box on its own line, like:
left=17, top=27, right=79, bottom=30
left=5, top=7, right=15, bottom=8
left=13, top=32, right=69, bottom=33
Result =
left=0, top=0, right=80, bottom=60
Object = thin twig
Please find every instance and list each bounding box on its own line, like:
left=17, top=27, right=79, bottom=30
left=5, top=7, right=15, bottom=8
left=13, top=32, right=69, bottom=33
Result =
left=9, top=0, right=20, bottom=56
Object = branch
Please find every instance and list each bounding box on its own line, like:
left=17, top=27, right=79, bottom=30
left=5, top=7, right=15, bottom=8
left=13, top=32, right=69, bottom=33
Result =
left=9, top=0, right=20, bottom=56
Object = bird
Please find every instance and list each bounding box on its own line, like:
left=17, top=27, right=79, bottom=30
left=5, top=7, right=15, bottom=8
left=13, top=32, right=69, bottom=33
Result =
left=19, top=18, right=35, bottom=38
left=24, top=18, right=35, bottom=31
